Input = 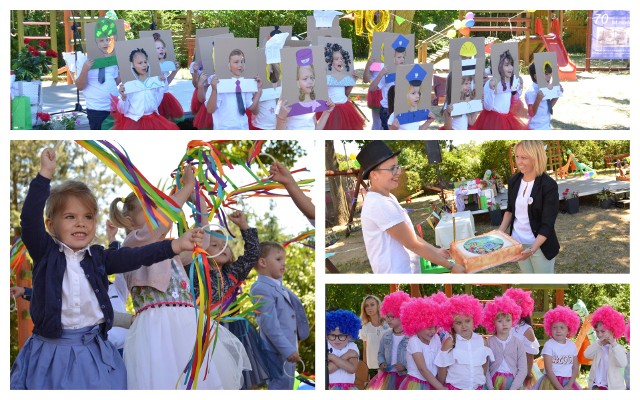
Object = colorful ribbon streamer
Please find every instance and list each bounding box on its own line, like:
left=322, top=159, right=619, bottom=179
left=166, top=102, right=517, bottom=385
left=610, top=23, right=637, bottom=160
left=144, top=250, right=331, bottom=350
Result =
left=10, top=237, right=30, bottom=285
left=76, top=140, right=186, bottom=231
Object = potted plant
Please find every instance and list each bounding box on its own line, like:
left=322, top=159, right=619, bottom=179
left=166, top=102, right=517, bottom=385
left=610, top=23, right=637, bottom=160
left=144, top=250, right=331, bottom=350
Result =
left=596, top=187, right=614, bottom=209
left=12, top=39, right=58, bottom=82
left=488, top=203, right=502, bottom=226
left=11, top=39, right=58, bottom=126
left=563, top=189, right=580, bottom=214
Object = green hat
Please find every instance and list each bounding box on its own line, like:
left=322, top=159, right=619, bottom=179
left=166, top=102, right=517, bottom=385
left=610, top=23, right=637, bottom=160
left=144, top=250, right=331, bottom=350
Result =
left=95, top=18, right=117, bottom=39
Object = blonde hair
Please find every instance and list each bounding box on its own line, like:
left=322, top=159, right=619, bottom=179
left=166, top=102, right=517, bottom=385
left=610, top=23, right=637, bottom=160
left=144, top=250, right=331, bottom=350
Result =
left=46, top=180, right=98, bottom=221
left=109, top=192, right=141, bottom=233
left=209, top=229, right=236, bottom=265
left=360, top=295, right=382, bottom=325
left=515, top=140, right=547, bottom=176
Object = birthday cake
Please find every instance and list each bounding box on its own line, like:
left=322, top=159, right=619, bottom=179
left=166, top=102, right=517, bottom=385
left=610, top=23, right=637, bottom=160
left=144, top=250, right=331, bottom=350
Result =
left=449, top=230, right=522, bottom=273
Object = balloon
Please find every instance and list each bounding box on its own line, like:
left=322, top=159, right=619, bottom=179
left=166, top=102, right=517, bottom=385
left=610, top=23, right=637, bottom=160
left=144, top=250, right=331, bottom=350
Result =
left=459, top=27, right=470, bottom=36
left=465, top=12, right=475, bottom=20
left=353, top=160, right=361, bottom=168
left=465, top=18, right=475, bottom=27
left=446, top=29, right=457, bottom=38
left=453, top=19, right=463, bottom=30
left=349, top=154, right=356, bottom=160
left=527, top=10, right=537, bottom=13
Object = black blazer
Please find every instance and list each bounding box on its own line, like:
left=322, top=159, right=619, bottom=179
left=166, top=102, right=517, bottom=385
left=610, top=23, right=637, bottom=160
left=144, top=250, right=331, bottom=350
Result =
left=506, top=172, right=560, bottom=260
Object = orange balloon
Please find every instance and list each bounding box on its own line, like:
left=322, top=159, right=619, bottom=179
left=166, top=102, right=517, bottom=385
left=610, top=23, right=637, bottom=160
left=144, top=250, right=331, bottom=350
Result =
left=459, top=27, right=470, bottom=36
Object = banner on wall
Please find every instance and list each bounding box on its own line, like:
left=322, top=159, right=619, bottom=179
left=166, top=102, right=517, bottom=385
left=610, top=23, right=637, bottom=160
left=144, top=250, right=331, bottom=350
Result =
left=590, top=10, right=630, bottom=59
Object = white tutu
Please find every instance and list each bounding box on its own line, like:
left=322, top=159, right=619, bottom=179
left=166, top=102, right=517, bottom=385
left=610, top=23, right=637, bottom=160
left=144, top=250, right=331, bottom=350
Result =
left=124, top=306, right=250, bottom=389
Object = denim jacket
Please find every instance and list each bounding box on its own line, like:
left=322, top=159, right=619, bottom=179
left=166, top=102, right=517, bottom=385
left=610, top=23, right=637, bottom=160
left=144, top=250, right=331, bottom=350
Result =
left=377, top=330, right=409, bottom=375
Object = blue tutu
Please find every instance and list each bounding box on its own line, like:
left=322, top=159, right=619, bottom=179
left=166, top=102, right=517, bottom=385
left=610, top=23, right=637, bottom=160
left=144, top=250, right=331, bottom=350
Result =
left=10, top=325, right=127, bottom=389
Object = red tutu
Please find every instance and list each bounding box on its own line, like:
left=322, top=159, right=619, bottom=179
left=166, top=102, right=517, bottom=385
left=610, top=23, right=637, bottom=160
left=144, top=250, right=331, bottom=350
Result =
left=192, top=105, right=213, bottom=130
left=190, top=88, right=201, bottom=115
left=471, top=109, right=529, bottom=130
left=316, top=101, right=365, bottom=130
left=510, top=93, right=528, bottom=120
left=112, top=110, right=179, bottom=130
left=157, top=92, right=184, bottom=121
left=367, top=89, right=382, bottom=109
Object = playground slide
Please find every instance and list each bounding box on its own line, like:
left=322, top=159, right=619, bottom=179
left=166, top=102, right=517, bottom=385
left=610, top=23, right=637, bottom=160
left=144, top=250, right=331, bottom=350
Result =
left=535, top=18, right=577, bottom=81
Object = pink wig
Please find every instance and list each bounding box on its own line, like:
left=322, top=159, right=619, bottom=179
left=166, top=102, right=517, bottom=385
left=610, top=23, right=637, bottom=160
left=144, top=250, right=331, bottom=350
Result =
left=481, top=296, right=522, bottom=333
left=425, top=291, right=451, bottom=329
left=503, top=288, right=534, bottom=319
left=442, top=294, right=484, bottom=331
left=625, top=317, right=630, bottom=343
left=400, top=297, right=440, bottom=336
left=380, top=290, right=410, bottom=318
left=543, top=306, right=581, bottom=337
left=592, top=305, right=627, bottom=339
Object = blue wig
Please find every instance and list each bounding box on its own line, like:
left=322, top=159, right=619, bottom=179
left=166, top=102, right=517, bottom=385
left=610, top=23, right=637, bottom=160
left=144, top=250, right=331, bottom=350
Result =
left=326, top=309, right=361, bottom=340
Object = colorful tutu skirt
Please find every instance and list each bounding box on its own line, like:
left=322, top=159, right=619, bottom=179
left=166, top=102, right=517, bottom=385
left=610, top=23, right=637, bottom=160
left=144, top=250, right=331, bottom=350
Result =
left=471, top=109, right=529, bottom=130
left=367, top=89, right=382, bottom=109
left=330, top=382, right=358, bottom=389
left=158, top=92, right=185, bottom=121
left=223, top=317, right=281, bottom=389
left=398, top=374, right=432, bottom=390
left=592, top=385, right=608, bottom=390
left=112, top=111, right=179, bottom=130
left=10, top=325, right=126, bottom=389
left=445, top=383, right=483, bottom=390
left=491, top=371, right=515, bottom=390
left=316, top=101, right=365, bottom=130
left=190, top=88, right=213, bottom=129
left=367, top=370, right=405, bottom=390
left=532, top=374, right=582, bottom=390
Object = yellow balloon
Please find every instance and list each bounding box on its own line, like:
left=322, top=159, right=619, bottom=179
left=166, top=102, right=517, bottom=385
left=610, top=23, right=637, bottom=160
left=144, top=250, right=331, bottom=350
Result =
left=446, top=29, right=457, bottom=39
left=527, top=10, right=537, bottom=12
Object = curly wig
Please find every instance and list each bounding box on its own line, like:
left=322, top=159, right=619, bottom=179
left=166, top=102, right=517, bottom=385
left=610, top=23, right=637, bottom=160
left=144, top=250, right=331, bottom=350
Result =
left=380, top=290, right=410, bottom=318
left=324, top=42, right=351, bottom=72
left=543, top=306, right=581, bottom=338
left=591, top=305, right=627, bottom=339
left=442, top=294, right=483, bottom=331
left=503, top=288, right=535, bottom=319
left=626, top=317, right=631, bottom=343
left=326, top=309, right=362, bottom=339
left=481, top=296, right=521, bottom=333
left=400, top=297, right=439, bottom=336
left=425, top=291, right=451, bottom=329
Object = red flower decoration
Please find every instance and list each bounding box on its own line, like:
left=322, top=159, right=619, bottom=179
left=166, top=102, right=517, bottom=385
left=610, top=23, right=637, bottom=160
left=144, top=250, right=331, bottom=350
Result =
left=23, top=38, right=30, bottom=44
left=36, top=112, right=51, bottom=122
left=31, top=50, right=40, bottom=57
left=46, top=49, right=58, bottom=58
left=180, top=280, right=187, bottom=289
left=38, top=40, right=47, bottom=49
left=28, top=46, right=35, bottom=52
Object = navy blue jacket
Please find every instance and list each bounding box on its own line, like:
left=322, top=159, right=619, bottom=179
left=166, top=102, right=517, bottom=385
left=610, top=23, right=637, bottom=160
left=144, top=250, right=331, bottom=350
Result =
left=506, top=172, right=560, bottom=260
left=21, top=174, right=177, bottom=339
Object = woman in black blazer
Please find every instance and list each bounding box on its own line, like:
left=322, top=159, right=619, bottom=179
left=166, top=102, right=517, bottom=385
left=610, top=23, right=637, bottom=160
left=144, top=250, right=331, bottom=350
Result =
left=498, top=140, right=560, bottom=273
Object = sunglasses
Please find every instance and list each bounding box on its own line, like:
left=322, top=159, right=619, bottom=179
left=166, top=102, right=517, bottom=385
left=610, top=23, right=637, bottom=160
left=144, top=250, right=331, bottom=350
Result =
left=327, top=334, right=349, bottom=341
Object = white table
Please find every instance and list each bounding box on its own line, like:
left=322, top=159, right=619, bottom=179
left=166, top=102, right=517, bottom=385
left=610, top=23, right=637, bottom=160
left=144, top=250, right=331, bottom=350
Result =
left=435, top=211, right=476, bottom=249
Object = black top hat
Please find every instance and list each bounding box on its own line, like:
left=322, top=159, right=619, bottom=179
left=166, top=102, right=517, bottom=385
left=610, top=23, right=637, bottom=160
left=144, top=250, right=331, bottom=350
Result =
left=356, top=140, right=402, bottom=180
